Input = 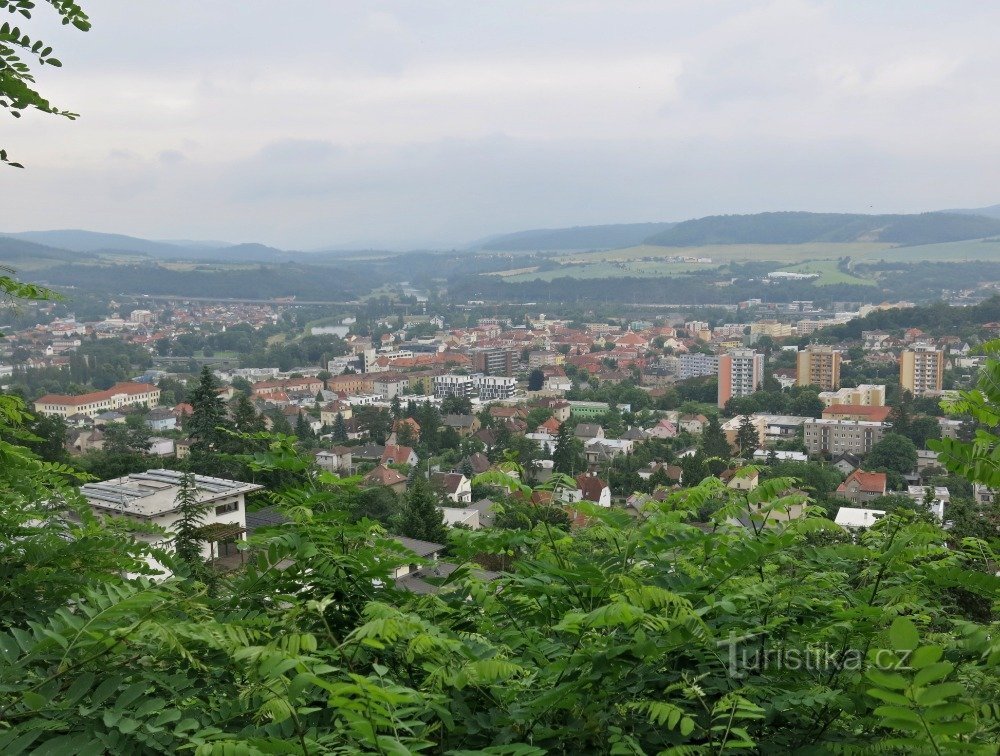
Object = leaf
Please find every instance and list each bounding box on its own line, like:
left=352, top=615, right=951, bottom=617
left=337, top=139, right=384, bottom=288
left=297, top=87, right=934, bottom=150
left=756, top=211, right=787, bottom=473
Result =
left=913, top=661, right=954, bottom=687
left=915, top=682, right=964, bottom=706
left=866, top=668, right=908, bottom=690
left=909, top=645, right=942, bottom=669
left=889, top=617, right=920, bottom=652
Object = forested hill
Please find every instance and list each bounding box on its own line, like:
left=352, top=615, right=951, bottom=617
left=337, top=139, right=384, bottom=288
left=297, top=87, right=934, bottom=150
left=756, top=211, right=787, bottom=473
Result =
left=475, top=222, right=676, bottom=251
left=0, top=236, right=98, bottom=265
left=643, top=211, right=1000, bottom=246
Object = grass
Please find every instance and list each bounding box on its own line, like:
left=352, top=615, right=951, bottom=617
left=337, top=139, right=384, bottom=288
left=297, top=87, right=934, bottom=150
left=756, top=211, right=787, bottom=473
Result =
left=503, top=260, right=715, bottom=282
left=871, top=238, right=1000, bottom=263
left=777, top=260, right=876, bottom=286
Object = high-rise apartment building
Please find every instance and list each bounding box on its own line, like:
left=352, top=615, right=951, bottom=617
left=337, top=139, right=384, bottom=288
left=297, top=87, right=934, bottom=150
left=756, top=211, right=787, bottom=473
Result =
left=472, top=348, right=516, bottom=377
left=679, top=353, right=719, bottom=380
left=717, top=349, right=763, bottom=408
left=796, top=346, right=841, bottom=390
left=899, top=347, right=944, bottom=396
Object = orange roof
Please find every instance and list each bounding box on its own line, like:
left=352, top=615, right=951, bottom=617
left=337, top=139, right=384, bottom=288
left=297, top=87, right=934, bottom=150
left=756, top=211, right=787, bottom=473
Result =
left=837, top=470, right=887, bottom=495
left=381, top=445, right=415, bottom=465
left=36, top=382, right=158, bottom=406
left=823, top=404, right=891, bottom=422
left=364, top=465, right=407, bottom=487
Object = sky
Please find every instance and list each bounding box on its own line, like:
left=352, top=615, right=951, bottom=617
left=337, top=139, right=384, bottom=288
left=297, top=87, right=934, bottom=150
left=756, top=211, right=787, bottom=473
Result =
left=4, top=0, right=1000, bottom=249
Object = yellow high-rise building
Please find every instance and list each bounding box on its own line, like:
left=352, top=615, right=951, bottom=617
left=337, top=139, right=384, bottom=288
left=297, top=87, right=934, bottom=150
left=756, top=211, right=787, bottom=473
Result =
left=900, top=348, right=944, bottom=396
left=796, top=346, right=841, bottom=391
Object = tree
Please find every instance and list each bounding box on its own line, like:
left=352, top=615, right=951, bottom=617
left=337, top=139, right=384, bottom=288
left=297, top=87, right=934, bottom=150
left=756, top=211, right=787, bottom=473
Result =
left=700, top=415, right=731, bottom=459
left=102, top=416, right=152, bottom=456
left=396, top=474, right=448, bottom=544
left=889, top=389, right=914, bottom=439
left=294, top=412, right=315, bottom=446
left=441, top=395, right=473, bottom=416
left=527, top=368, right=545, bottom=391
left=868, top=432, right=918, bottom=475
left=351, top=487, right=400, bottom=527
left=187, top=366, right=227, bottom=451
left=735, top=415, right=759, bottom=457
left=171, top=472, right=208, bottom=577
left=231, top=394, right=265, bottom=436
left=907, top=415, right=941, bottom=448
left=332, top=412, right=348, bottom=443
left=552, top=421, right=583, bottom=476
left=355, top=406, right=392, bottom=444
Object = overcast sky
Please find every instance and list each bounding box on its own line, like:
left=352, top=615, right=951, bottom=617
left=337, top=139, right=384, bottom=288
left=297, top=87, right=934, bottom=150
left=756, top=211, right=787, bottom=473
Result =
left=4, top=1, right=1000, bottom=249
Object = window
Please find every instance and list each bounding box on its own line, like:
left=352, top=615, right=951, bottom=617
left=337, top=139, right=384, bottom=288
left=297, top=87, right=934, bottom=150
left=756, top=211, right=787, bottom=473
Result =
left=215, top=501, right=239, bottom=515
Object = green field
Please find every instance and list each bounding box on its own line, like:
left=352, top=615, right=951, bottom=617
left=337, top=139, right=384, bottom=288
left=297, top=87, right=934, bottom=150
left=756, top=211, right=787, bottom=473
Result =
left=871, top=238, right=1000, bottom=263
left=502, top=259, right=716, bottom=282
left=777, top=260, right=876, bottom=286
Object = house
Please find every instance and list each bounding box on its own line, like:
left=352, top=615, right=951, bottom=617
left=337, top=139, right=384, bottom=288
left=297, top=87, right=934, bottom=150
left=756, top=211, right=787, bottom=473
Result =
left=835, top=470, right=888, bottom=504
left=443, top=414, right=481, bottom=438
left=66, top=428, right=104, bottom=455
left=620, top=427, right=648, bottom=443
left=575, top=472, right=611, bottom=507
left=469, top=498, right=498, bottom=528
left=537, top=416, right=562, bottom=435
left=391, top=535, right=445, bottom=579
left=362, top=465, right=408, bottom=494
left=752, top=449, right=808, bottom=463
left=637, top=462, right=683, bottom=482
left=721, top=468, right=759, bottom=491
left=440, top=506, right=480, bottom=529
left=79, top=469, right=261, bottom=578
left=148, top=437, right=175, bottom=457
left=388, top=417, right=420, bottom=444
left=831, top=452, right=862, bottom=476
left=645, top=419, right=677, bottom=439
left=395, top=559, right=501, bottom=595
left=319, top=401, right=353, bottom=425
left=175, top=438, right=193, bottom=459
left=835, top=507, right=886, bottom=530
left=574, top=423, right=605, bottom=441
left=679, top=414, right=709, bottom=435
left=584, top=438, right=633, bottom=466
left=821, top=404, right=892, bottom=423
left=315, top=446, right=353, bottom=474
left=381, top=444, right=419, bottom=467
left=455, top=452, right=491, bottom=476
left=432, top=472, right=472, bottom=504
left=352, top=443, right=387, bottom=464
left=906, top=485, right=948, bottom=521
left=144, top=407, right=178, bottom=431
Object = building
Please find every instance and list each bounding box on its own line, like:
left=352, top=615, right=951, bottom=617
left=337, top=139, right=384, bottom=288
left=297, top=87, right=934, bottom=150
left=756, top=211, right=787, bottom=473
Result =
left=34, top=382, right=161, bottom=419
left=373, top=374, right=408, bottom=400
left=432, top=472, right=472, bottom=504
left=475, top=375, right=517, bottom=401
left=472, top=347, right=516, bottom=377
left=717, top=349, right=763, bottom=408
left=803, top=419, right=888, bottom=456
left=128, top=309, right=155, bottom=325
left=575, top=473, right=611, bottom=507
left=678, top=353, right=719, bottom=380
left=819, top=384, right=886, bottom=408
left=821, top=404, right=892, bottom=423
left=899, top=347, right=944, bottom=396
left=835, top=470, right=888, bottom=504
left=80, top=469, right=261, bottom=577
left=721, top=415, right=767, bottom=451
left=835, top=506, right=887, bottom=530
left=434, top=374, right=475, bottom=399
left=796, top=346, right=841, bottom=391
left=906, top=485, right=948, bottom=521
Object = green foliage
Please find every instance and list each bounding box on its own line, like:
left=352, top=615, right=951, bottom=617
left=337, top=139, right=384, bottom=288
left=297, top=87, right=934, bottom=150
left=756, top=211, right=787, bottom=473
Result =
left=0, top=0, right=90, bottom=167
left=869, top=432, right=919, bottom=475
left=186, top=366, right=227, bottom=452
left=396, top=472, right=448, bottom=544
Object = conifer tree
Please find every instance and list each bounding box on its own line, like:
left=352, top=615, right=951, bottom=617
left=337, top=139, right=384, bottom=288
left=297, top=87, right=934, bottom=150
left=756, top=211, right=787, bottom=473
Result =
left=332, top=413, right=348, bottom=443
left=187, top=366, right=227, bottom=452
left=736, top=415, right=759, bottom=458
left=700, top=415, right=731, bottom=459
left=172, top=472, right=208, bottom=575
left=552, top=421, right=581, bottom=475
left=396, top=473, right=448, bottom=544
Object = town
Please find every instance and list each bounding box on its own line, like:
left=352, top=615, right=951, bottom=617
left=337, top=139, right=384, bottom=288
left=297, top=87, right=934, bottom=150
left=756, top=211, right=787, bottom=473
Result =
left=2, top=288, right=996, bottom=593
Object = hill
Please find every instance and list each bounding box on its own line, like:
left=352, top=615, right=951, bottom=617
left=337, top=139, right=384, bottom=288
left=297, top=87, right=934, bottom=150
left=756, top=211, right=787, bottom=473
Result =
left=643, top=211, right=1000, bottom=246
left=476, top=222, right=677, bottom=251
left=0, top=236, right=99, bottom=270
left=1, top=229, right=193, bottom=257
left=941, top=203, right=1000, bottom=220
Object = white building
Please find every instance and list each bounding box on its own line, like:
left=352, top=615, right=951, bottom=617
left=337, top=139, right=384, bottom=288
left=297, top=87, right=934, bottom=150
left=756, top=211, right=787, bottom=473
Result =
left=434, top=374, right=475, bottom=399
left=678, top=353, right=719, bottom=380
left=475, top=374, right=518, bottom=401
left=80, top=469, right=262, bottom=578
left=835, top=507, right=886, bottom=530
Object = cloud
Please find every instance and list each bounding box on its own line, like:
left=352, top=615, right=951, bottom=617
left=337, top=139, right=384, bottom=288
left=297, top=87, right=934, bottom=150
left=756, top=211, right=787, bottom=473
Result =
left=6, top=0, right=1000, bottom=247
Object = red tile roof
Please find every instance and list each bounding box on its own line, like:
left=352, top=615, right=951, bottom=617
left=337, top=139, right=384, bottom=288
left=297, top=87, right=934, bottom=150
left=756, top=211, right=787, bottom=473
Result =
left=36, top=382, right=158, bottom=407
left=836, top=470, right=888, bottom=495
left=823, top=404, right=891, bottom=422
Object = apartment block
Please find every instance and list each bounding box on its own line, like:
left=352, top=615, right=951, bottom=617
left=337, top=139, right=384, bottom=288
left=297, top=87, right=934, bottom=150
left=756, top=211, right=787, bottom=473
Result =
left=434, top=374, right=475, bottom=399
left=678, top=352, right=719, bottom=380
left=475, top=375, right=518, bottom=401
left=803, top=419, right=888, bottom=456
left=899, top=347, right=944, bottom=396
left=796, top=346, right=841, bottom=390
left=717, top=349, right=763, bottom=408
left=472, top=347, right=516, bottom=377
